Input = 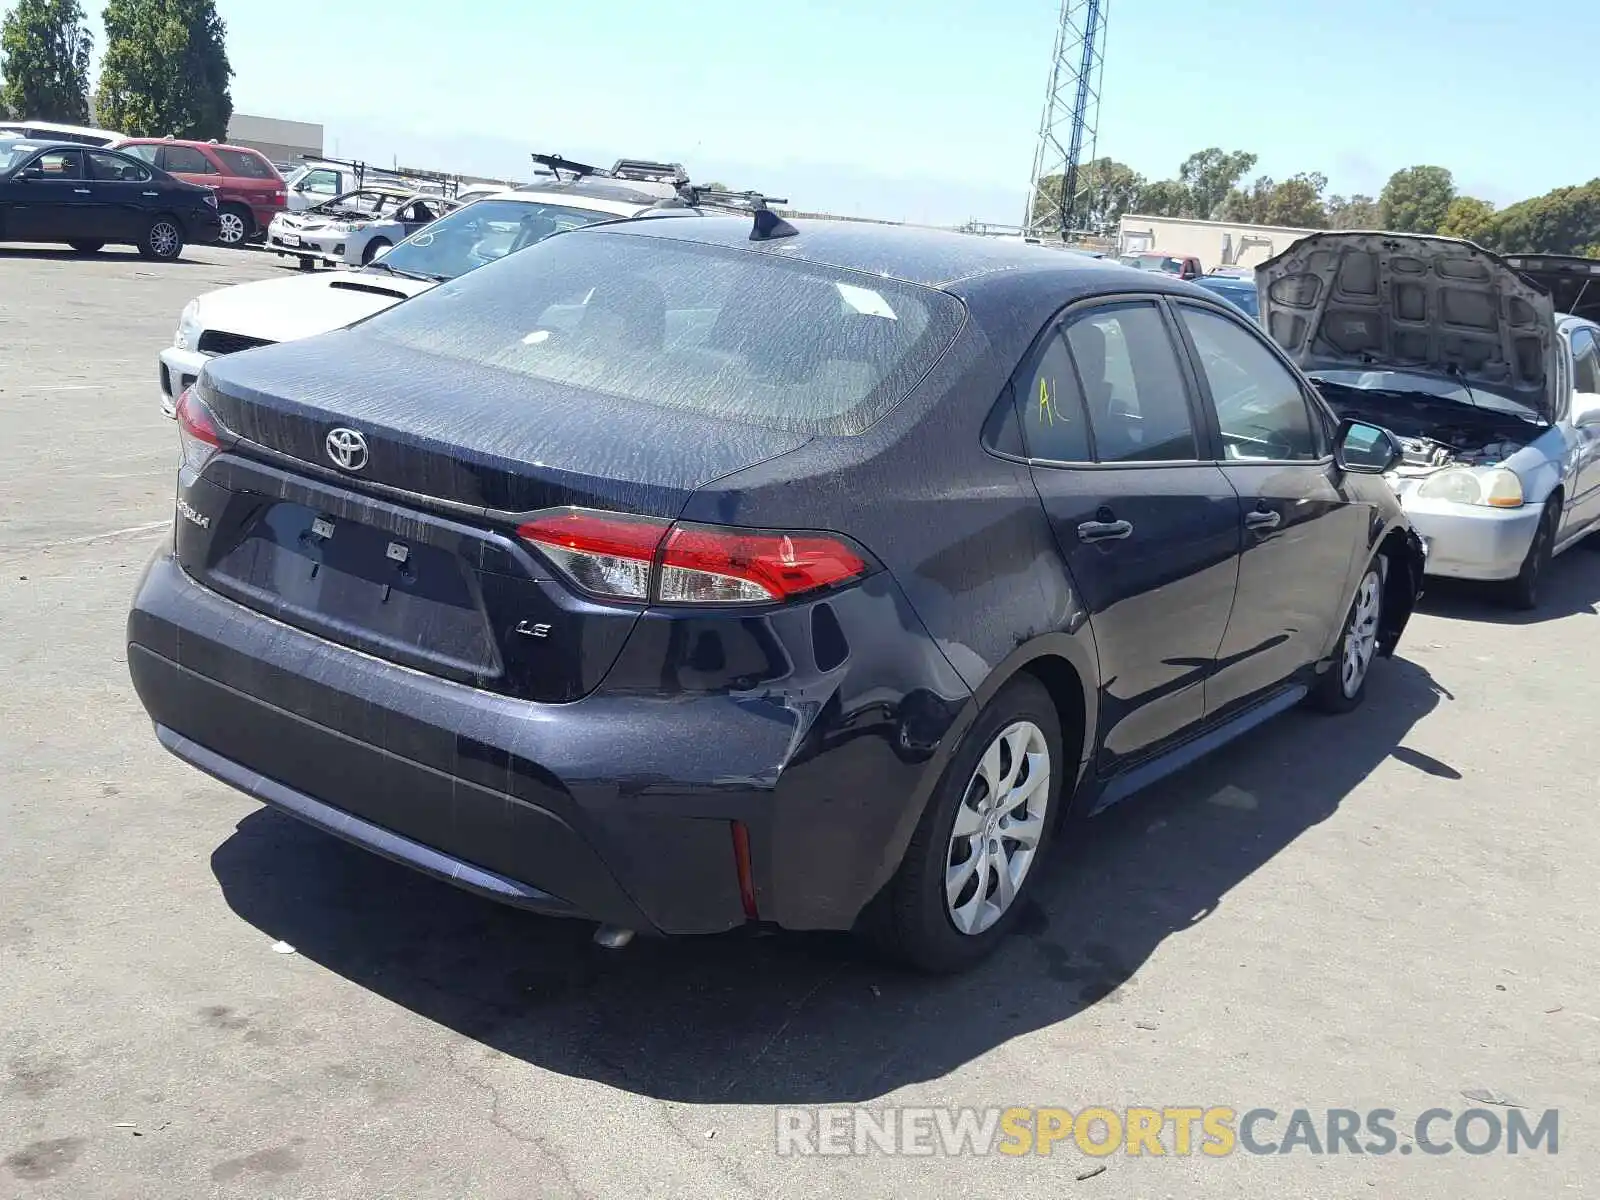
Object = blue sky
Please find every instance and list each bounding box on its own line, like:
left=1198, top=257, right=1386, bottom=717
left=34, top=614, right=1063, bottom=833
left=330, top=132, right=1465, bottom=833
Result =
left=132, top=0, right=1595, bottom=224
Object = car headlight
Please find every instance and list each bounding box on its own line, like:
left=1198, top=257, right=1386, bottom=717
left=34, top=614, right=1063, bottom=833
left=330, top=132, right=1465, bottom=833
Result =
left=1415, top=466, right=1524, bottom=508
left=173, top=299, right=202, bottom=351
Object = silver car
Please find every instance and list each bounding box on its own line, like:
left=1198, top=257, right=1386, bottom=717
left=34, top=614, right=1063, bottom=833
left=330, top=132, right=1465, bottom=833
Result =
left=1258, top=232, right=1600, bottom=609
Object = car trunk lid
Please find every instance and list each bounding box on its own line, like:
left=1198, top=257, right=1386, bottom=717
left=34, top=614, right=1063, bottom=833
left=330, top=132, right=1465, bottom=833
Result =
left=1256, top=231, right=1559, bottom=423
left=179, top=333, right=811, bottom=701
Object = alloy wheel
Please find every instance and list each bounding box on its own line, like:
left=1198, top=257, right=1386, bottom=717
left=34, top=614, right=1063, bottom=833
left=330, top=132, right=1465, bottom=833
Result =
left=150, top=221, right=181, bottom=259
left=944, top=720, right=1051, bottom=935
left=1341, top=568, right=1382, bottom=698
left=217, top=211, right=246, bottom=245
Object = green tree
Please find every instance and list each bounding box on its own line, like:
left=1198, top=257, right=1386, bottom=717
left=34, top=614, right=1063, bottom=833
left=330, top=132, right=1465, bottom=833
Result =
left=1378, top=166, right=1455, bottom=233
left=0, top=0, right=92, bottom=122
left=1137, top=178, right=1191, bottom=218
left=1178, top=147, right=1258, bottom=220
left=1326, top=194, right=1379, bottom=230
left=1029, top=158, right=1147, bottom=235
left=95, top=0, right=232, bottom=138
left=1437, top=196, right=1495, bottom=242
left=1476, top=181, right=1600, bottom=256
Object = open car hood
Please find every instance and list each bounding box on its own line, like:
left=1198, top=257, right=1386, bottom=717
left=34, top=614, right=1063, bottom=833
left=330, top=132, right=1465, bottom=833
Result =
left=1502, top=253, right=1600, bottom=324
left=1256, top=232, right=1558, bottom=423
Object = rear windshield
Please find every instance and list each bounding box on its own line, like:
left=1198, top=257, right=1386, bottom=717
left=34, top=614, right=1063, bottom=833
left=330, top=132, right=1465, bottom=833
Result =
left=359, top=229, right=967, bottom=435
left=215, top=147, right=279, bottom=179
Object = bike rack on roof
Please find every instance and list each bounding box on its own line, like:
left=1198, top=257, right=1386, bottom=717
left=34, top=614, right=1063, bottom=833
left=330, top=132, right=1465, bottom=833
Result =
left=668, top=184, right=798, bottom=241
left=529, top=153, right=689, bottom=186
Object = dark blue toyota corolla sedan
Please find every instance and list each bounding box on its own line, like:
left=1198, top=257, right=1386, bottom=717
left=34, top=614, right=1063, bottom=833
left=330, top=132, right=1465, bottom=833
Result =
left=128, top=214, right=1424, bottom=972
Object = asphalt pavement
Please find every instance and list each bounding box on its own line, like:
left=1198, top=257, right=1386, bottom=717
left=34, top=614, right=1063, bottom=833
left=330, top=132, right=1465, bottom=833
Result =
left=0, top=242, right=1595, bottom=1199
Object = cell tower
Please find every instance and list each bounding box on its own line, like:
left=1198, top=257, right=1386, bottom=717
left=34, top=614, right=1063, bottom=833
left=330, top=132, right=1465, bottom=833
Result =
left=1023, top=0, right=1109, bottom=240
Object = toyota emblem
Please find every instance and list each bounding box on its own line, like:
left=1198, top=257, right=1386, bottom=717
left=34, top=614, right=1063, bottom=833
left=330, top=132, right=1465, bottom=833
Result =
left=325, top=427, right=369, bottom=471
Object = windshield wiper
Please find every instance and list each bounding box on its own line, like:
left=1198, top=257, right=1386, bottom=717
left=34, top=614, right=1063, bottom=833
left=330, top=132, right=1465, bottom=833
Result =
left=361, top=259, right=436, bottom=282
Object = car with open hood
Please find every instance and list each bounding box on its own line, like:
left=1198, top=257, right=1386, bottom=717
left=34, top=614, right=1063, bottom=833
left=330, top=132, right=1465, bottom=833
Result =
left=1258, top=232, right=1600, bottom=609
left=263, top=185, right=418, bottom=268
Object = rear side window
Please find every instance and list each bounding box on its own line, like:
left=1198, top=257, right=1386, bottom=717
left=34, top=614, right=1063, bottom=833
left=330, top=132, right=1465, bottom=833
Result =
left=158, top=145, right=218, bottom=174
left=1016, top=330, right=1091, bottom=461
left=1064, top=302, right=1198, bottom=462
left=360, top=230, right=966, bottom=436
left=215, top=148, right=278, bottom=179
left=87, top=151, right=150, bottom=182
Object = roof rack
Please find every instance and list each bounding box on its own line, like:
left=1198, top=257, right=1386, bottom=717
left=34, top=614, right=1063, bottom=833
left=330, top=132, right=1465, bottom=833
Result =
left=295, top=154, right=405, bottom=190
left=668, top=184, right=798, bottom=241
left=529, top=152, right=689, bottom=186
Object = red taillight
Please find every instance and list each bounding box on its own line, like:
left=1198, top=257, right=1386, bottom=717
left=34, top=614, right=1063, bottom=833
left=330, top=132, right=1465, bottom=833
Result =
left=175, top=386, right=226, bottom=472
left=660, top=524, right=867, bottom=603
left=271, top=190, right=286, bottom=205
left=516, top=506, right=870, bottom=605
left=731, top=821, right=758, bottom=920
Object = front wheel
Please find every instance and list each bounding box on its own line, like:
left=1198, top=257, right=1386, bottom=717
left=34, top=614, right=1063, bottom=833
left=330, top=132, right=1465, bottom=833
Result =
left=1500, top=499, right=1559, bottom=611
left=138, top=217, right=184, bottom=261
left=361, top=237, right=391, bottom=265
left=863, top=675, right=1063, bottom=973
left=69, top=239, right=104, bottom=253
left=1310, top=558, right=1384, bottom=714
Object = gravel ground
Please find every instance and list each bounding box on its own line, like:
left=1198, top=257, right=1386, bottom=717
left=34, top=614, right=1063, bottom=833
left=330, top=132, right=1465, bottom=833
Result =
left=1, top=242, right=1595, bottom=1199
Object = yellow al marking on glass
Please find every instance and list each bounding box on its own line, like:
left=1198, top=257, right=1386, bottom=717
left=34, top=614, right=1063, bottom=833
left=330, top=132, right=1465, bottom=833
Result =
left=1038, top=375, right=1055, bottom=425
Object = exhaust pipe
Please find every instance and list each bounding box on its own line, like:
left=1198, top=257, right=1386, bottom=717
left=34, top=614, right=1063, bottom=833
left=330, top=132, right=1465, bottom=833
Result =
left=592, top=924, right=635, bottom=950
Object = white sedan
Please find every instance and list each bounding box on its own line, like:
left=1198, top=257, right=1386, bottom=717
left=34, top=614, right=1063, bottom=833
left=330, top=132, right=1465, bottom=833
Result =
left=1259, top=232, right=1600, bottom=610
left=263, top=185, right=416, bottom=268
left=159, top=187, right=700, bottom=416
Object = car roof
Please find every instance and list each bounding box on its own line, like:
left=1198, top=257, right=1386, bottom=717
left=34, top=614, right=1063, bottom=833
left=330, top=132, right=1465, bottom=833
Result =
left=1, top=137, right=95, bottom=152
left=585, top=215, right=1149, bottom=288
left=467, top=188, right=661, bottom=218
left=114, top=136, right=264, bottom=156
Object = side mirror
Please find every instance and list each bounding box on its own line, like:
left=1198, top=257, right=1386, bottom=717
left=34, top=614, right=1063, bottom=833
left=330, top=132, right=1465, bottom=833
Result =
left=1573, top=392, right=1600, bottom=428
left=1335, top=418, right=1404, bottom=473
left=15, top=165, right=42, bottom=180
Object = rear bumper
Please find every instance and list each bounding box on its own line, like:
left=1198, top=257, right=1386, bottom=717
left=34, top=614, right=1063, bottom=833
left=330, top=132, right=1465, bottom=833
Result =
left=188, top=210, right=223, bottom=244
left=127, top=551, right=970, bottom=934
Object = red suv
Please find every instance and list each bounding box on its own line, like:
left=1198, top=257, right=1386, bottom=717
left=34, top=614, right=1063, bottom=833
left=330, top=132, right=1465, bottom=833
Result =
left=112, top=138, right=287, bottom=248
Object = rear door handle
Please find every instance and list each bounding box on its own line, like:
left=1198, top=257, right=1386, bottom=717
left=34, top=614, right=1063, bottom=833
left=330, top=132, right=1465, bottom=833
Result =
left=142, top=190, right=159, bottom=197
left=1245, top=509, right=1282, bottom=531
left=73, top=188, right=91, bottom=194
left=1077, top=519, right=1133, bottom=543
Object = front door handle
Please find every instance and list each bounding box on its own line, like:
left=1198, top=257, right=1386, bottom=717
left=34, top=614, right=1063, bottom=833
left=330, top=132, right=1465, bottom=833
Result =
left=1077, top=518, right=1133, bottom=543
left=1245, top=508, right=1282, bottom=531
left=142, top=190, right=159, bottom=197
left=73, top=187, right=91, bottom=194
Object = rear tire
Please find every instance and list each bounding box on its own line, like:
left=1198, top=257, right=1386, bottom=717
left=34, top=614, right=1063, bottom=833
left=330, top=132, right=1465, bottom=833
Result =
left=1500, top=499, right=1558, bottom=611
left=361, top=237, right=391, bottom=265
left=216, top=204, right=251, bottom=247
left=863, top=675, right=1063, bottom=973
left=1310, top=557, right=1384, bottom=714
left=69, top=240, right=104, bottom=253
left=138, top=217, right=184, bottom=261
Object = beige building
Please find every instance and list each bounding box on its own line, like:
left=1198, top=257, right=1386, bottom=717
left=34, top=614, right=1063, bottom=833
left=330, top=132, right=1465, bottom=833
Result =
left=224, top=113, right=324, bottom=166
left=1116, top=213, right=1320, bottom=271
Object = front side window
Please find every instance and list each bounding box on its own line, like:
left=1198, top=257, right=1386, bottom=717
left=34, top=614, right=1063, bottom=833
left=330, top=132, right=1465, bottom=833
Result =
left=1179, top=304, right=1319, bottom=461
left=360, top=228, right=965, bottom=436
left=29, top=149, right=82, bottom=178
left=87, top=151, right=150, bottom=182
left=158, top=145, right=218, bottom=174
left=1064, top=301, right=1198, bottom=462
left=301, top=169, right=339, bottom=195
left=1571, top=328, right=1600, bottom=394
left=1016, top=330, right=1091, bottom=462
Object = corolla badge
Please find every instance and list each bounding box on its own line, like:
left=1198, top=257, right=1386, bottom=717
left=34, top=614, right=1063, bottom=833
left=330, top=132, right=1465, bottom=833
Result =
left=325, top=427, right=369, bottom=471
